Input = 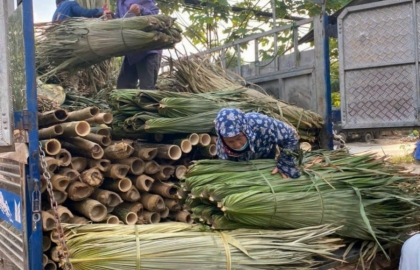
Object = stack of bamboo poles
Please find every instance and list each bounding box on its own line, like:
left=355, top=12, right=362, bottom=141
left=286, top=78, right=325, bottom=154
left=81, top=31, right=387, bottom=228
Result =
left=39, top=107, right=204, bottom=269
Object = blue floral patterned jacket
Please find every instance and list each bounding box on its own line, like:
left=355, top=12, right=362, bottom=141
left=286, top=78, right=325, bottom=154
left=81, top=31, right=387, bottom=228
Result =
left=215, top=108, right=300, bottom=178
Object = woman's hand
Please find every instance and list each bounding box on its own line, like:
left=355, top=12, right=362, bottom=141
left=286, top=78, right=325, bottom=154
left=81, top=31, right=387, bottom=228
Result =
left=271, top=167, right=289, bottom=178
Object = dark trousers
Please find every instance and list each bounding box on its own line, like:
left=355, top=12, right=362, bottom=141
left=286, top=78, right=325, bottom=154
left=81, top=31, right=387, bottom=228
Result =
left=116, top=54, right=161, bottom=90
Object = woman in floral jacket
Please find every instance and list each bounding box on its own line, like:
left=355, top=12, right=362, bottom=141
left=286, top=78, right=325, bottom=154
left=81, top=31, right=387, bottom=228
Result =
left=214, top=108, right=300, bottom=178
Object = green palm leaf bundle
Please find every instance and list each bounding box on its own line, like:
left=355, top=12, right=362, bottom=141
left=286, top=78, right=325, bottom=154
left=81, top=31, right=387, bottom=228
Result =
left=63, top=222, right=343, bottom=270
left=35, top=15, right=182, bottom=75
left=184, top=149, right=420, bottom=244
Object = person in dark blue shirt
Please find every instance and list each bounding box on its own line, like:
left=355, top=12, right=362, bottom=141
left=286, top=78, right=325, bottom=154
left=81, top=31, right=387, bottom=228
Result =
left=52, top=0, right=106, bottom=22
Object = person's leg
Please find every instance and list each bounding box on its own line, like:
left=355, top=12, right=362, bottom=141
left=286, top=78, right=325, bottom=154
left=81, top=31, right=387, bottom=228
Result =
left=116, top=57, right=139, bottom=89
left=136, top=54, right=161, bottom=89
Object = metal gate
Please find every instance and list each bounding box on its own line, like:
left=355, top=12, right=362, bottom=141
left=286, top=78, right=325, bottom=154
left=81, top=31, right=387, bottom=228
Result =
left=338, top=0, right=420, bottom=129
left=0, top=0, right=42, bottom=269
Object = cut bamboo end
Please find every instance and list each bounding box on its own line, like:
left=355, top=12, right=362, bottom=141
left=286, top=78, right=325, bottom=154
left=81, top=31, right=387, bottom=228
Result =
left=67, top=181, right=94, bottom=201
left=60, top=121, right=91, bottom=137
left=43, top=235, right=51, bottom=252
left=86, top=112, right=114, bottom=125
left=102, top=178, right=132, bottom=193
left=166, top=145, right=182, bottom=160
left=55, top=148, right=72, bottom=166
left=164, top=198, right=181, bottom=211
left=42, top=211, right=56, bottom=231
left=58, top=168, right=80, bottom=182
left=50, top=229, right=59, bottom=244
left=85, top=133, right=112, bottom=147
left=104, top=142, right=134, bottom=160
left=67, top=106, right=99, bottom=122
left=179, top=140, right=192, bottom=154
left=188, top=133, right=199, bottom=145
left=72, top=199, right=107, bottom=222
left=117, top=157, right=145, bottom=175
left=112, top=206, right=138, bottom=225
left=150, top=181, right=178, bottom=199
left=51, top=174, right=71, bottom=192
left=41, top=157, right=60, bottom=173
left=159, top=207, right=170, bottom=219
left=52, top=190, right=67, bottom=204
left=103, top=164, right=130, bottom=179
left=107, top=206, right=115, bottom=214
left=39, top=125, right=64, bottom=140
left=175, top=165, right=187, bottom=180
left=56, top=205, right=73, bottom=223
left=80, top=168, right=104, bottom=187
left=114, top=202, right=143, bottom=214
left=105, top=214, right=120, bottom=224
left=142, top=211, right=161, bottom=224
left=67, top=215, right=90, bottom=224
left=45, top=260, right=57, bottom=270
left=144, top=160, right=160, bottom=175
left=38, top=109, right=68, bottom=127
left=140, top=193, right=165, bottom=212
left=199, top=133, right=211, bottom=146
left=131, top=174, right=154, bottom=192
left=41, top=139, right=61, bottom=156
left=70, top=157, right=88, bottom=172
left=152, top=165, right=175, bottom=181
left=208, top=144, right=217, bottom=156
left=42, top=254, right=49, bottom=267
left=90, top=188, right=123, bottom=207
left=50, top=246, right=60, bottom=262
left=87, top=158, right=111, bottom=172
left=63, top=137, right=104, bottom=159
left=172, top=210, right=193, bottom=224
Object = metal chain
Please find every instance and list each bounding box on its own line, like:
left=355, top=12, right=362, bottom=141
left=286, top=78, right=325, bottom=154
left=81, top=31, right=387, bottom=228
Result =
left=39, top=142, right=73, bottom=270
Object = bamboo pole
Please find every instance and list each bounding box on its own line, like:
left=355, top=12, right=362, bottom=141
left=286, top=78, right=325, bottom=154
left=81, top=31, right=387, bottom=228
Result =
left=90, top=188, right=123, bottom=207
left=114, top=202, right=143, bottom=216
left=41, top=176, right=47, bottom=193
left=144, top=160, right=161, bottom=174
left=116, top=157, right=145, bottom=175
left=67, top=181, right=94, bottom=201
left=54, top=148, right=72, bottom=166
left=41, top=157, right=60, bottom=173
left=62, top=142, right=104, bottom=159
left=133, top=142, right=182, bottom=160
left=44, top=260, right=57, bottom=270
left=71, top=199, right=107, bottom=222
left=84, top=133, right=112, bottom=147
left=103, top=164, right=130, bottom=179
left=39, top=125, right=64, bottom=140
left=118, top=186, right=141, bottom=202
left=59, top=121, right=91, bottom=137
left=151, top=165, right=175, bottom=181
left=51, top=174, right=71, bottom=192
left=139, top=193, right=165, bottom=212
left=90, top=126, right=111, bottom=136
left=38, top=109, right=68, bottom=127
left=51, top=190, right=67, bottom=204
left=112, top=207, right=138, bottom=225
left=174, top=165, right=187, bottom=180
left=50, top=246, right=60, bottom=262
left=50, top=229, right=59, bottom=244
left=210, top=136, right=217, bottom=144
left=142, top=211, right=161, bottom=224
left=159, top=207, right=170, bottom=219
left=105, top=214, right=120, bottom=224
left=43, top=254, right=49, bottom=267
left=80, top=168, right=104, bottom=187
left=43, top=235, right=51, bottom=252
left=42, top=211, right=56, bottom=231
left=41, top=139, right=61, bottom=156
left=130, top=174, right=154, bottom=192
left=66, top=106, right=99, bottom=122
left=67, top=215, right=90, bottom=224
left=170, top=210, right=193, bottom=224
left=164, top=198, right=181, bottom=211
left=70, top=157, right=88, bottom=172
left=104, top=141, right=134, bottom=160
left=87, top=158, right=111, bottom=172
left=107, top=206, right=115, bottom=214
left=150, top=181, right=178, bottom=199
left=173, top=139, right=192, bottom=154
left=58, top=168, right=80, bottom=182
left=132, top=145, right=158, bottom=161
left=198, top=133, right=211, bottom=146
left=56, top=205, right=74, bottom=222
left=62, top=137, right=104, bottom=159
left=101, top=178, right=132, bottom=192
left=197, top=144, right=217, bottom=158
left=187, top=133, right=199, bottom=145
left=85, top=112, right=113, bottom=125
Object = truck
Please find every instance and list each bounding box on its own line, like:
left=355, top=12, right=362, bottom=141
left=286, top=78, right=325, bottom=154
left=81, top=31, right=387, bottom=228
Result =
left=0, top=0, right=415, bottom=269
